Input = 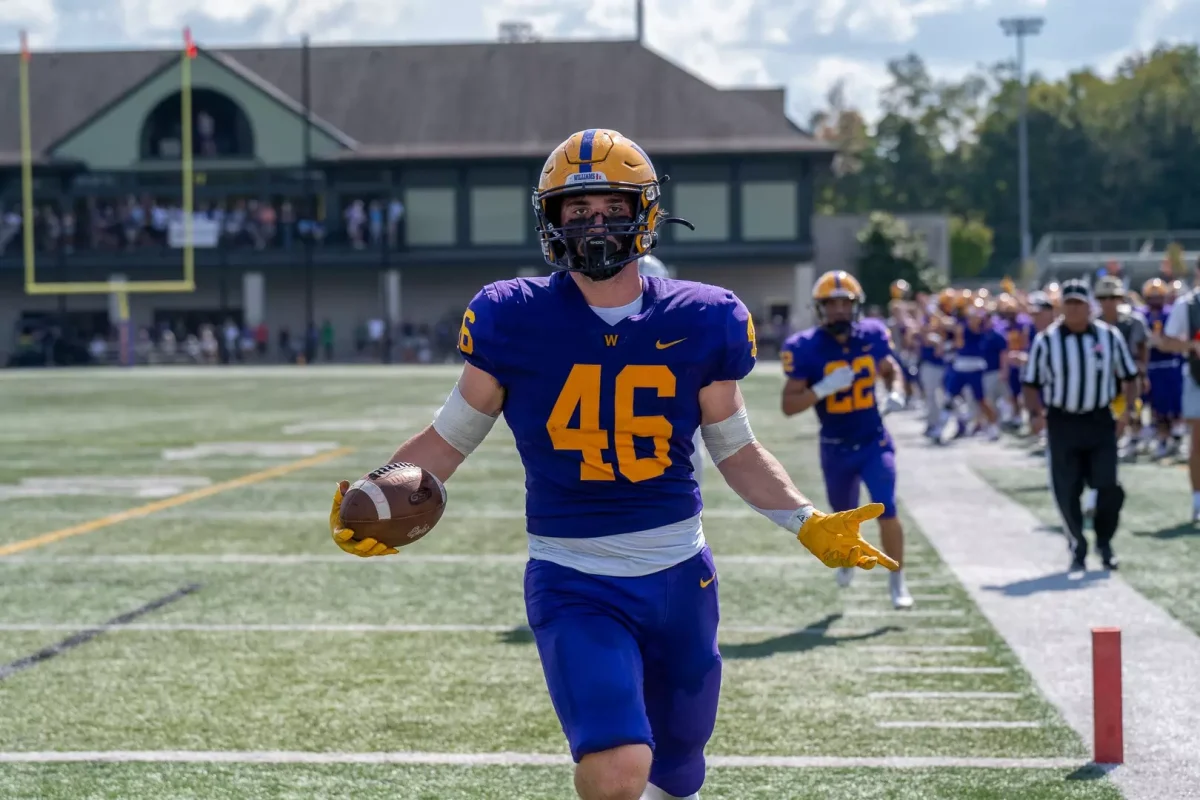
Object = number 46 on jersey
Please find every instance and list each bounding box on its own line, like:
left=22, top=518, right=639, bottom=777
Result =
left=548, top=364, right=675, bottom=484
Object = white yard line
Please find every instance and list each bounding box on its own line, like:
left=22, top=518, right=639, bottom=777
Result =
left=0, top=750, right=1084, bottom=769
left=868, top=691, right=1023, bottom=700
left=892, top=413, right=1200, bottom=798
left=876, top=721, right=1042, bottom=729
left=866, top=666, right=1008, bottom=675
left=857, top=645, right=987, bottom=653
left=845, top=594, right=958, bottom=603
left=842, top=609, right=966, bottom=618
left=0, top=622, right=965, bottom=636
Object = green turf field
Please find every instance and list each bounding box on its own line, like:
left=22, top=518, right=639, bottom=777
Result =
left=0, top=365, right=1120, bottom=799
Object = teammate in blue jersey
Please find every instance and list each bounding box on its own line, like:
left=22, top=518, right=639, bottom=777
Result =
left=939, top=297, right=1005, bottom=441
left=780, top=270, right=913, bottom=610
left=325, top=129, right=898, bottom=800
left=917, top=309, right=952, bottom=437
left=1142, top=278, right=1183, bottom=458
left=994, top=294, right=1035, bottom=429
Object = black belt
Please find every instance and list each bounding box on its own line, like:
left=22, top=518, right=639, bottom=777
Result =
left=1046, top=407, right=1111, bottom=421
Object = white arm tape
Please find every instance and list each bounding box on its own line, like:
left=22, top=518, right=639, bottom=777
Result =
left=431, top=383, right=499, bottom=456
left=749, top=504, right=815, bottom=535
left=699, top=405, right=756, bottom=464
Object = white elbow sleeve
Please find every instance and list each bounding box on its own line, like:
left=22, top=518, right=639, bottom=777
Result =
left=431, top=384, right=499, bottom=456
left=700, top=405, right=756, bottom=464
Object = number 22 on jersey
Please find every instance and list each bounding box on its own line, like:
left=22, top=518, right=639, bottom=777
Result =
left=547, top=364, right=674, bottom=483
left=825, top=355, right=876, bottom=414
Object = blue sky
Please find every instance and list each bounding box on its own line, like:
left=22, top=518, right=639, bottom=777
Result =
left=7, top=0, right=1193, bottom=122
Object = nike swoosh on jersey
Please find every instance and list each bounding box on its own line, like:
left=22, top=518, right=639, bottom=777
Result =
left=656, top=338, right=686, bottom=350
left=700, top=575, right=716, bottom=588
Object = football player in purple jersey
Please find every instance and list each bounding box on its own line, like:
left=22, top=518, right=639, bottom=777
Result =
left=327, top=129, right=898, bottom=800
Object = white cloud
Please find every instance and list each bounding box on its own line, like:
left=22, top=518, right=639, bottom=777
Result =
left=6, top=0, right=59, bottom=47
left=1133, top=0, right=1183, bottom=49
left=809, top=55, right=894, bottom=118
left=14, top=0, right=1175, bottom=128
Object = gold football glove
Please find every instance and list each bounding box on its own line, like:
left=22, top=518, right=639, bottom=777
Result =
left=330, top=480, right=398, bottom=558
left=797, top=503, right=899, bottom=571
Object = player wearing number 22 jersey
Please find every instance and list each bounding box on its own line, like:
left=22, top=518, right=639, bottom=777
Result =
left=326, top=129, right=898, bottom=800
left=781, top=270, right=913, bottom=610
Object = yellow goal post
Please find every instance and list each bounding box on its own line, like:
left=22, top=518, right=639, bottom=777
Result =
left=19, top=28, right=199, bottom=331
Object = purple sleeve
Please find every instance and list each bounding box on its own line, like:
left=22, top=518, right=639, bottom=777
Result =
left=705, top=292, right=757, bottom=384
left=863, top=319, right=897, bottom=362
left=457, top=285, right=505, bottom=383
left=781, top=335, right=803, bottom=381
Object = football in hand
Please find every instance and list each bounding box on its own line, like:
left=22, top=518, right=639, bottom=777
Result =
left=338, top=462, right=447, bottom=548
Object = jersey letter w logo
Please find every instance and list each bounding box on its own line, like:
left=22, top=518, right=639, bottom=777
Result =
left=605, top=334, right=619, bottom=346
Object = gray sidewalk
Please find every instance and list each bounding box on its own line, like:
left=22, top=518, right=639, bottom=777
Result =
left=891, top=413, right=1200, bottom=800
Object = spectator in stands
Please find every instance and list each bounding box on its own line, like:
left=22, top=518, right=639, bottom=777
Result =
left=222, top=319, right=240, bottom=364
left=354, top=321, right=368, bottom=357
left=254, top=322, right=269, bottom=359
left=387, top=198, right=404, bottom=248
left=321, top=319, right=335, bottom=362
left=88, top=334, right=107, bottom=364
left=0, top=208, right=20, bottom=255
left=305, top=321, right=319, bottom=364
left=345, top=199, right=366, bottom=249
left=369, top=200, right=384, bottom=247
left=279, top=201, right=295, bottom=249
left=278, top=327, right=292, bottom=363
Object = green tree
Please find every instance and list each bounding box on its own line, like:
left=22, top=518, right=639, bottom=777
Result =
left=949, top=216, right=995, bottom=278
left=855, top=212, right=941, bottom=305
left=819, top=45, right=1200, bottom=274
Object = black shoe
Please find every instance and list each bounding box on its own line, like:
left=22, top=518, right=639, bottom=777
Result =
left=1099, top=546, right=1118, bottom=571
left=1069, top=554, right=1087, bottom=573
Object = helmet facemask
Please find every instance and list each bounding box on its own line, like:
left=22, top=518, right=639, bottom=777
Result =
left=816, top=296, right=858, bottom=336
left=534, top=180, right=693, bottom=281
left=538, top=190, right=646, bottom=281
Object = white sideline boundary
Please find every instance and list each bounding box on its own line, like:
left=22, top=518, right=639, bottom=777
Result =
left=892, top=413, right=1200, bottom=799
left=0, top=750, right=1086, bottom=769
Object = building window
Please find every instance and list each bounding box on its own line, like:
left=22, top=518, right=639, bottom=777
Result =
left=403, top=187, right=456, bottom=246
left=471, top=186, right=527, bottom=245
left=741, top=180, right=797, bottom=240
left=670, top=182, right=729, bottom=241
left=140, top=89, right=255, bottom=160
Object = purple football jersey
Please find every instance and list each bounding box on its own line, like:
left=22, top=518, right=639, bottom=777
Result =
left=1143, top=305, right=1179, bottom=364
left=458, top=271, right=756, bottom=539
left=782, top=318, right=894, bottom=444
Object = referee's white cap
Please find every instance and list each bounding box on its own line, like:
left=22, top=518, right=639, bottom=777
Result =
left=1060, top=279, right=1092, bottom=304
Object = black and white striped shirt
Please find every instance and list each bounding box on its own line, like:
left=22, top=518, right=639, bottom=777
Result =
left=1023, top=319, right=1138, bottom=413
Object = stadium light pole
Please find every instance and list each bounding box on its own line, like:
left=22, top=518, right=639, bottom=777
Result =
left=1000, top=16, right=1043, bottom=267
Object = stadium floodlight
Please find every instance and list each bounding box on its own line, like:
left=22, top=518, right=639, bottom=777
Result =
left=20, top=28, right=199, bottom=361
left=999, top=16, right=1044, bottom=268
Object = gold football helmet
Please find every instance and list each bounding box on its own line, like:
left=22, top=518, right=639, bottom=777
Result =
left=1143, top=277, right=1168, bottom=302
left=812, top=270, right=863, bottom=334
left=533, top=128, right=692, bottom=280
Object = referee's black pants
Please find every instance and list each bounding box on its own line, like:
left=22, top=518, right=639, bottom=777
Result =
left=1045, top=408, right=1125, bottom=560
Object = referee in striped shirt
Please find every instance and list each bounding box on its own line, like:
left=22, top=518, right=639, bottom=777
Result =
left=1022, top=279, right=1139, bottom=572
